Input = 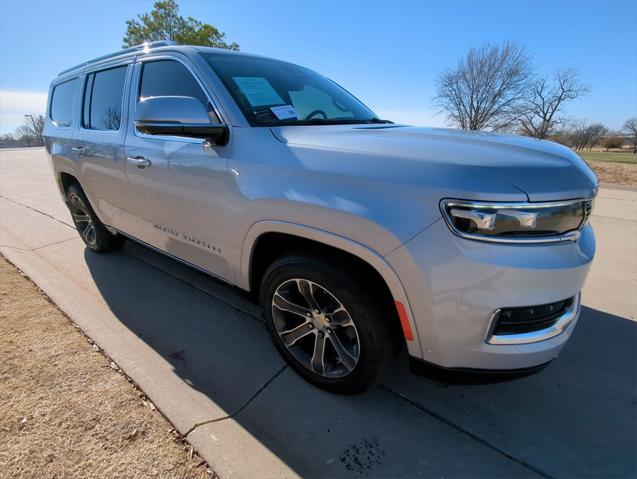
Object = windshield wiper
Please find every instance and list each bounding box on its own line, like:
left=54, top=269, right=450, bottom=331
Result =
left=258, top=117, right=395, bottom=126
left=365, top=118, right=394, bottom=124
left=292, top=118, right=395, bottom=126
left=273, top=118, right=380, bottom=126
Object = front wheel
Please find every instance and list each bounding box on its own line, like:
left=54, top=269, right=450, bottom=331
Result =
left=260, top=255, right=391, bottom=394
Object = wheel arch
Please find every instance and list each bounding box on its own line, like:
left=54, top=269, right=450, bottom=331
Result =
left=240, top=221, right=423, bottom=358
left=58, top=171, right=79, bottom=198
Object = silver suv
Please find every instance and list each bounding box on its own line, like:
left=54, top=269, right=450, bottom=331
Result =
left=44, top=42, right=597, bottom=393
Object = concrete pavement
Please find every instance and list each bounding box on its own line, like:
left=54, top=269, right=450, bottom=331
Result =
left=1, top=148, right=636, bottom=478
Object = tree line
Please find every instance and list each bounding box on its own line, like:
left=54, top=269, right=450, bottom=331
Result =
left=434, top=41, right=636, bottom=153
left=1, top=114, right=45, bottom=148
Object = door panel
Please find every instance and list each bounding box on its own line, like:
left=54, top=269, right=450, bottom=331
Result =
left=121, top=57, right=233, bottom=282
left=74, top=64, right=131, bottom=227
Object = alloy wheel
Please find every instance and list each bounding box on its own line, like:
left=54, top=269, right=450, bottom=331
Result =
left=271, top=278, right=360, bottom=378
left=69, top=194, right=97, bottom=247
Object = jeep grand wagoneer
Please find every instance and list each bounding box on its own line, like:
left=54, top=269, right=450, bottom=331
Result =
left=44, top=41, right=597, bottom=393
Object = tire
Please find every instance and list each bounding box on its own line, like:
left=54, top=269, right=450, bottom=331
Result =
left=260, top=254, right=392, bottom=394
left=66, top=184, right=125, bottom=253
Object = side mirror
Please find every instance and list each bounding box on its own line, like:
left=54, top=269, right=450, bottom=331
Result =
left=135, top=96, right=228, bottom=145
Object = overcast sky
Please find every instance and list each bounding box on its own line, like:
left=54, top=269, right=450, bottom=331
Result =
left=1, top=0, right=636, bottom=134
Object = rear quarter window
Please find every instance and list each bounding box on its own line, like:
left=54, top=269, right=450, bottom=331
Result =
left=50, top=78, right=78, bottom=127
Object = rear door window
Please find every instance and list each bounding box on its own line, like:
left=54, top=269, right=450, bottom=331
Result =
left=50, top=78, right=78, bottom=127
left=139, top=60, right=220, bottom=123
left=83, top=66, right=127, bottom=131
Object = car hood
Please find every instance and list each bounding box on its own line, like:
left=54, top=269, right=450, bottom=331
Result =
left=270, top=125, right=598, bottom=202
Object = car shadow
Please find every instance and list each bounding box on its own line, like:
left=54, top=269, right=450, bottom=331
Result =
left=83, top=243, right=637, bottom=478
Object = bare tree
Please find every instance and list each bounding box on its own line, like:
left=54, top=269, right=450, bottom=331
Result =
left=21, top=114, right=45, bottom=146
left=623, top=118, right=637, bottom=153
left=569, top=121, right=608, bottom=150
left=0, top=133, right=20, bottom=148
left=15, top=125, right=35, bottom=146
left=601, top=132, right=624, bottom=151
left=547, top=127, right=572, bottom=147
left=519, top=69, right=589, bottom=139
left=434, top=41, right=533, bottom=131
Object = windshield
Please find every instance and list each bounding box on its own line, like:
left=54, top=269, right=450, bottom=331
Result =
left=202, top=52, right=388, bottom=126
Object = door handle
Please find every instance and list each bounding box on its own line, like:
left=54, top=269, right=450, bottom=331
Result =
left=127, top=156, right=152, bottom=169
left=71, top=146, right=85, bottom=152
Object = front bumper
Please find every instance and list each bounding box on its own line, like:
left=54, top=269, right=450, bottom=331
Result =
left=386, top=219, right=595, bottom=370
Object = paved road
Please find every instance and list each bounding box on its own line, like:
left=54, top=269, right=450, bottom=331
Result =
left=1, top=148, right=636, bottom=478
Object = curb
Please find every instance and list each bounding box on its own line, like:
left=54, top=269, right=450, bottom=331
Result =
left=0, top=236, right=298, bottom=479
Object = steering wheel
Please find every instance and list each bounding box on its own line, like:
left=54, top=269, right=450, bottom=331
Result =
left=304, top=109, right=328, bottom=120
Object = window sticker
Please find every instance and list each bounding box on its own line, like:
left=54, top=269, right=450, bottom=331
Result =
left=270, top=105, right=298, bottom=120
left=232, top=77, right=284, bottom=107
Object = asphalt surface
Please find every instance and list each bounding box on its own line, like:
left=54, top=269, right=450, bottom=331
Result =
left=1, top=148, right=635, bottom=478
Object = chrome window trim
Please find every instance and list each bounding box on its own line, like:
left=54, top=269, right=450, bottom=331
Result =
left=132, top=54, right=228, bottom=145
left=440, top=198, right=594, bottom=244
left=486, top=292, right=580, bottom=345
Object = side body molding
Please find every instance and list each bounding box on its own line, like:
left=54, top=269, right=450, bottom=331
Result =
left=239, top=220, right=423, bottom=358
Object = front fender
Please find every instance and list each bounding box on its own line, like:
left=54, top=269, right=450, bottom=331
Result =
left=239, top=220, right=424, bottom=358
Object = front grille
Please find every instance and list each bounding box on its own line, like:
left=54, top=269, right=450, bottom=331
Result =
left=493, top=297, right=574, bottom=335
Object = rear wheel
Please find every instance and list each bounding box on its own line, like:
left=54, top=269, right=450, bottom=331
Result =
left=66, top=184, right=124, bottom=253
left=260, top=255, right=391, bottom=394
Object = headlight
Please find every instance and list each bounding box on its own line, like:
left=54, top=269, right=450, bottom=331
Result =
left=440, top=198, right=594, bottom=243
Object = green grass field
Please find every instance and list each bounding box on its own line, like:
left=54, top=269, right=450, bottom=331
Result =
left=577, top=150, right=637, bottom=164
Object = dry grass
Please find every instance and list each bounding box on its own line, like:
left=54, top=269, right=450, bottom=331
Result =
left=587, top=160, right=637, bottom=187
left=0, top=256, right=215, bottom=479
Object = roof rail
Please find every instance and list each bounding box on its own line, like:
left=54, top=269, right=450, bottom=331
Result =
left=58, top=40, right=180, bottom=76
